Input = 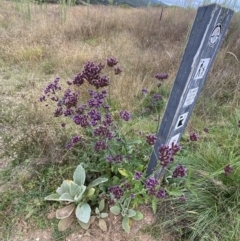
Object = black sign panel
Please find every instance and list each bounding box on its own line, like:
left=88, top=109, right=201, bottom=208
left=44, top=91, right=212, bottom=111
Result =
left=147, top=4, right=234, bottom=178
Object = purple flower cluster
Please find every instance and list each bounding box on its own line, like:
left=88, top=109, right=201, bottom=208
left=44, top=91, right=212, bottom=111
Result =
left=155, top=73, right=169, bottom=80
left=107, top=154, right=123, bottom=163
left=40, top=77, right=61, bottom=102
left=66, top=136, right=82, bottom=149
left=158, top=143, right=181, bottom=167
left=179, top=194, right=186, bottom=202
left=224, top=164, right=233, bottom=176
left=94, top=140, right=108, bottom=152
left=119, top=110, right=131, bottom=121
left=134, top=171, right=143, bottom=180
left=94, top=125, right=114, bottom=140
left=108, top=185, right=124, bottom=200
left=142, top=88, right=148, bottom=94
left=107, top=57, right=118, bottom=67
left=190, top=132, right=199, bottom=141
left=152, top=93, right=162, bottom=105
left=156, top=189, right=166, bottom=199
left=146, top=134, right=157, bottom=145
left=145, top=177, right=159, bottom=195
left=172, top=165, right=187, bottom=178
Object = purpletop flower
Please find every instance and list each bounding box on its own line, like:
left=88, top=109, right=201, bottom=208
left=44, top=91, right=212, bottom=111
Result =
left=94, top=140, right=108, bottom=152
left=203, top=127, right=209, bottom=133
left=179, top=194, right=186, bottom=202
left=72, top=136, right=82, bottom=143
left=158, top=144, right=174, bottom=167
left=145, top=177, right=159, bottom=196
left=146, top=134, right=157, bottom=145
left=142, top=88, right=148, bottom=94
left=108, top=185, right=124, bottom=199
left=119, top=110, right=131, bottom=121
left=156, top=189, right=166, bottom=199
left=72, top=73, right=84, bottom=86
left=114, top=67, right=122, bottom=75
left=134, top=171, right=143, bottom=180
left=155, top=73, right=169, bottom=80
left=107, top=57, right=118, bottom=67
left=73, top=114, right=89, bottom=128
left=94, top=125, right=114, bottom=140
left=224, top=164, right=233, bottom=176
left=190, top=132, right=199, bottom=141
left=172, top=165, right=187, bottom=178
left=107, top=154, right=123, bottom=164
left=44, top=77, right=61, bottom=95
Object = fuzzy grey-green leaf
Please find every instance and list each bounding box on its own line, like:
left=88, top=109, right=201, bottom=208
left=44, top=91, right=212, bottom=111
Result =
left=76, top=203, right=91, bottom=223
left=122, top=216, right=130, bottom=233
left=127, top=209, right=136, bottom=218
left=110, top=206, right=121, bottom=215
left=99, top=199, right=105, bottom=212
left=58, top=214, right=75, bottom=231
left=100, top=213, right=108, bottom=218
left=70, top=182, right=79, bottom=197
left=44, top=193, right=61, bottom=201
left=98, top=219, right=108, bottom=232
left=59, top=193, right=74, bottom=202
left=89, top=177, right=108, bottom=188
left=131, top=211, right=143, bottom=220
left=73, top=164, right=85, bottom=186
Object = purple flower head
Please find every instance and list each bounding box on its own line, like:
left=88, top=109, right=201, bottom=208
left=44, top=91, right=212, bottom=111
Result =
left=103, top=113, right=112, bottom=127
left=158, top=144, right=174, bottom=167
left=179, top=194, right=186, bottom=202
left=130, top=193, right=135, bottom=199
left=190, top=132, right=199, bottom=141
left=156, top=189, right=166, bottom=199
left=155, top=73, right=169, bottom=80
left=134, top=171, right=143, bottom=180
left=152, top=93, right=162, bottom=105
left=119, top=110, right=131, bottom=121
left=72, top=136, right=81, bottom=144
left=63, top=108, right=74, bottom=116
left=66, top=143, right=73, bottom=149
left=54, top=107, right=63, bottom=117
left=88, top=109, right=101, bottom=122
left=82, top=61, right=105, bottom=85
left=88, top=90, right=106, bottom=108
left=107, top=154, right=123, bottom=164
left=62, top=89, right=79, bottom=109
left=76, top=104, right=87, bottom=115
left=94, top=125, right=114, bottom=140
left=94, top=140, right=108, bottom=152
left=114, top=67, right=122, bottom=75
left=61, top=123, right=66, bottom=127
left=172, top=165, right=187, bottom=178
left=224, top=164, right=233, bottom=176
left=142, top=88, right=148, bottom=94
left=92, top=75, right=110, bottom=89
left=72, top=73, right=84, bottom=86
left=170, top=142, right=181, bottom=155
left=157, top=82, right=162, bottom=88
left=44, top=77, right=61, bottom=95
left=146, top=134, right=157, bottom=145
left=108, top=185, right=124, bottom=200
left=73, top=114, right=89, bottom=128
left=204, top=127, right=209, bottom=133
left=145, top=177, right=159, bottom=189
left=39, top=95, right=46, bottom=102
left=107, top=57, right=118, bottom=67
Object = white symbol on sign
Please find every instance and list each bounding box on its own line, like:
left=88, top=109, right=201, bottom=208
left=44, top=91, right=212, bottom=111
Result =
left=183, top=87, right=199, bottom=107
left=209, top=23, right=221, bottom=47
left=168, top=133, right=180, bottom=146
left=175, top=112, right=189, bottom=130
left=194, top=58, right=211, bottom=80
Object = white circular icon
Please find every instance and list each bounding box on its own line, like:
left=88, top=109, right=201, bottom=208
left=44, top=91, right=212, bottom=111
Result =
left=209, top=23, right=221, bottom=47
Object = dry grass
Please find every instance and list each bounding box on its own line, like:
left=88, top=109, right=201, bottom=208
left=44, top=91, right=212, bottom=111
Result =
left=0, top=1, right=239, bottom=159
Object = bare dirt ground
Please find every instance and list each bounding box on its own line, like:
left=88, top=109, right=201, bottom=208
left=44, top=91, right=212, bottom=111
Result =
left=7, top=205, right=173, bottom=241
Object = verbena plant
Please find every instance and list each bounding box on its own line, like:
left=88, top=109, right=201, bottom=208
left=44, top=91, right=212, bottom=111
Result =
left=41, top=57, right=188, bottom=232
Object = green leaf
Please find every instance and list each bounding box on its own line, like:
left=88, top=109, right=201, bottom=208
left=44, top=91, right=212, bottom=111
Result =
left=58, top=214, right=75, bottom=232
left=100, top=213, right=108, bottom=218
left=60, top=180, right=72, bottom=194
left=118, top=168, right=128, bottom=177
left=89, top=177, right=108, bottom=188
left=152, top=198, right=157, bottom=214
left=77, top=219, right=91, bottom=230
left=59, top=193, right=74, bottom=202
left=110, top=206, right=121, bottom=215
left=95, top=207, right=100, bottom=215
left=70, top=182, right=79, bottom=197
left=98, top=219, right=108, bottom=232
left=122, top=216, right=130, bottom=233
left=74, top=185, right=86, bottom=203
left=131, top=211, right=143, bottom=221
left=99, top=199, right=105, bottom=212
left=56, top=204, right=75, bottom=219
left=75, top=203, right=91, bottom=223
left=44, top=193, right=61, bottom=201
left=127, top=209, right=136, bottom=218
left=166, top=189, right=183, bottom=197
left=73, top=164, right=86, bottom=186
left=85, top=187, right=95, bottom=197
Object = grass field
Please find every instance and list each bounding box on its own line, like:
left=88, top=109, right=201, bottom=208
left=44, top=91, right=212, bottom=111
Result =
left=0, top=1, right=240, bottom=240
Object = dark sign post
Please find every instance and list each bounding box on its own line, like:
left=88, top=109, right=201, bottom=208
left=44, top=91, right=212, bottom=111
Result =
left=146, top=4, right=234, bottom=179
